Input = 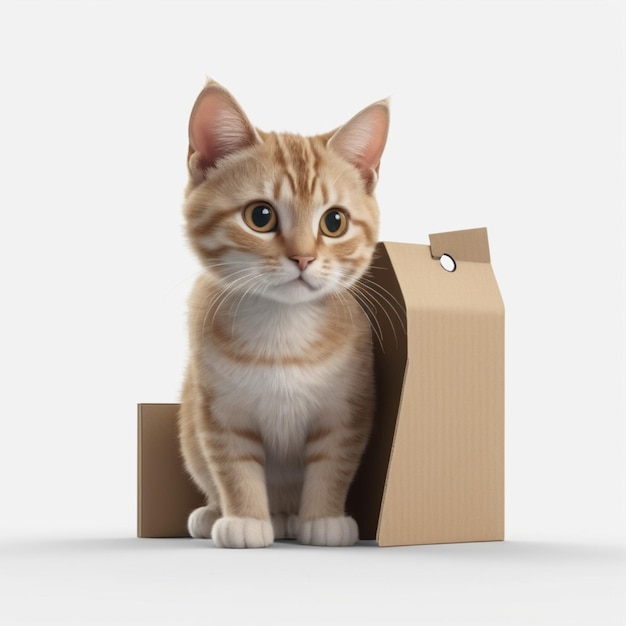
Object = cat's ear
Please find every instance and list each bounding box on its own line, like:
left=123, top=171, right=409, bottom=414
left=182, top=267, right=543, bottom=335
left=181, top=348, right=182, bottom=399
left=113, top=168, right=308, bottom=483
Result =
left=187, top=80, right=260, bottom=183
left=327, top=99, right=390, bottom=193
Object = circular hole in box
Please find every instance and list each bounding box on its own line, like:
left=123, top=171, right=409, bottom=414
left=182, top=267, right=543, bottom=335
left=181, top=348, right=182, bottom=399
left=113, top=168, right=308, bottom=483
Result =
left=440, top=254, right=456, bottom=272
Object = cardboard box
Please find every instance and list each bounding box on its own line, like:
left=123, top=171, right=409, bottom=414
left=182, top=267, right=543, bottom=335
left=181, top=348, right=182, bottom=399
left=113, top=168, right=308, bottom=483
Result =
left=138, top=227, right=505, bottom=546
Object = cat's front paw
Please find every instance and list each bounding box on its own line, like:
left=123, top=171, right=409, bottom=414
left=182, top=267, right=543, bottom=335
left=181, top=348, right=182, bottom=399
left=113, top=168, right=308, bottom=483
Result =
left=212, top=517, right=274, bottom=548
left=298, top=516, right=359, bottom=547
left=188, top=506, right=220, bottom=539
left=271, top=513, right=300, bottom=539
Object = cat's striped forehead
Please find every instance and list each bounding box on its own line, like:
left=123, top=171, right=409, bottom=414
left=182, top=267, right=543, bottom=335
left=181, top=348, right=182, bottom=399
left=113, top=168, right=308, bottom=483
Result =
left=260, top=131, right=357, bottom=213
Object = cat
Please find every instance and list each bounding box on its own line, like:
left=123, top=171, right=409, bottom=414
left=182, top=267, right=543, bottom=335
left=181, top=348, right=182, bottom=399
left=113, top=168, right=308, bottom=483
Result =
left=178, top=79, right=389, bottom=548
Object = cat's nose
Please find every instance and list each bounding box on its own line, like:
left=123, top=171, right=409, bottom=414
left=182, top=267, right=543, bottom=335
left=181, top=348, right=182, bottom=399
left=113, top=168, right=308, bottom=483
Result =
left=290, top=255, right=316, bottom=272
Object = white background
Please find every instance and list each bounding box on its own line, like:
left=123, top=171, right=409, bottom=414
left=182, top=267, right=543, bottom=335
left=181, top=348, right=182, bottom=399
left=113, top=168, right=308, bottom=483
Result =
left=0, top=0, right=624, bottom=624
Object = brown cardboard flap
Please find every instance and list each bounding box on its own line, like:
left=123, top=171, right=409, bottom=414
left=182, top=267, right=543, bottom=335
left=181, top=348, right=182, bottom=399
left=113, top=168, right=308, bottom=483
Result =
left=376, top=237, right=504, bottom=546
left=429, top=227, right=491, bottom=263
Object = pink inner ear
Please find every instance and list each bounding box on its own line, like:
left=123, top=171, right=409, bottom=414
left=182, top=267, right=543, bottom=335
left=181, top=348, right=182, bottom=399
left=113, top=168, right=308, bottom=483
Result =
left=328, top=101, right=390, bottom=191
left=188, top=85, right=258, bottom=171
left=189, top=94, right=225, bottom=168
left=356, top=107, right=389, bottom=171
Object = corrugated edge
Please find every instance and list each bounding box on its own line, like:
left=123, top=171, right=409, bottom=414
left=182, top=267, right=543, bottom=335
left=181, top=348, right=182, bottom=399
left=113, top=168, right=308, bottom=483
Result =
left=137, top=404, right=143, bottom=538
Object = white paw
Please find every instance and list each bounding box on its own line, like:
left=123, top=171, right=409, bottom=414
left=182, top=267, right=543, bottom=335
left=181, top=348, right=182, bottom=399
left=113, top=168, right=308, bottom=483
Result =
left=212, top=517, right=274, bottom=548
left=271, top=513, right=300, bottom=539
left=187, top=506, right=219, bottom=539
left=298, top=516, right=359, bottom=547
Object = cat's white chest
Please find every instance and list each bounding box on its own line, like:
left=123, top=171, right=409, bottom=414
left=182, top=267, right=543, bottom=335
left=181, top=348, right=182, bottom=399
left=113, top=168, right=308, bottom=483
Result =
left=205, top=298, right=345, bottom=452
left=210, top=356, right=334, bottom=453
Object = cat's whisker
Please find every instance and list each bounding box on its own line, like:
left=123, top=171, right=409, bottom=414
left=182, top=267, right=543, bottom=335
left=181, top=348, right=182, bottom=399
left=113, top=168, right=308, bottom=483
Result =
left=359, top=273, right=407, bottom=316
left=330, top=289, right=355, bottom=327
left=162, top=270, right=204, bottom=299
left=199, top=262, right=261, bottom=307
left=258, top=277, right=273, bottom=301
left=352, top=283, right=399, bottom=350
left=356, top=276, right=407, bottom=336
left=360, top=274, right=409, bottom=348
left=200, top=269, right=260, bottom=337
left=205, top=262, right=258, bottom=316
left=213, top=266, right=261, bottom=283
left=355, top=296, right=385, bottom=353
left=199, top=266, right=260, bottom=308
left=342, top=282, right=385, bottom=353
left=204, top=258, right=255, bottom=268
left=199, top=268, right=253, bottom=316
left=230, top=276, right=267, bottom=337
left=360, top=292, right=406, bottom=347
left=209, top=271, right=260, bottom=329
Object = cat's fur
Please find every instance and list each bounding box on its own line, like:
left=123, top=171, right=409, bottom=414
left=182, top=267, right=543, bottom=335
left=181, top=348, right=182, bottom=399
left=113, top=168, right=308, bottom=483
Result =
left=178, top=80, right=389, bottom=548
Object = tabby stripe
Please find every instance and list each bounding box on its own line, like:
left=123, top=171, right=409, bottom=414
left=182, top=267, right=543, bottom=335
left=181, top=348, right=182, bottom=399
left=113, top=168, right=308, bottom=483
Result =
left=211, top=317, right=349, bottom=367
left=213, top=339, right=341, bottom=367
left=191, top=206, right=241, bottom=238
left=296, top=141, right=317, bottom=199
left=205, top=436, right=229, bottom=455
left=229, top=454, right=264, bottom=466
left=306, top=453, right=330, bottom=464
left=330, top=238, right=360, bottom=258
left=310, top=139, right=331, bottom=206
left=310, top=141, right=323, bottom=200
left=194, top=243, right=234, bottom=259
left=272, top=176, right=282, bottom=203
left=338, top=433, right=368, bottom=449
left=273, top=135, right=297, bottom=196
left=306, top=427, right=332, bottom=444
left=320, top=179, right=329, bottom=207
left=229, top=427, right=263, bottom=444
left=284, top=169, right=297, bottom=198
left=196, top=390, right=226, bottom=433
left=350, top=217, right=376, bottom=245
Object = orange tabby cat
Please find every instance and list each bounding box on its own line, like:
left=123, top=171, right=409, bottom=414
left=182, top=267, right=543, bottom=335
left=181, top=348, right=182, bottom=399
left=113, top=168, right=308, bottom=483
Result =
left=178, top=80, right=389, bottom=548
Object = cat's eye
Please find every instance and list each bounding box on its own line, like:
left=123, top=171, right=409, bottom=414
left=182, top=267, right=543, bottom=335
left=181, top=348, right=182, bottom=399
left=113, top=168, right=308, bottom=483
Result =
left=243, top=202, right=278, bottom=233
left=320, top=208, right=348, bottom=238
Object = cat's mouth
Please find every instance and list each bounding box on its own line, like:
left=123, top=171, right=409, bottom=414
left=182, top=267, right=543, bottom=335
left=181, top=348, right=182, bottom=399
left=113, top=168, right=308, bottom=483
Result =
left=292, top=276, right=318, bottom=291
left=277, top=274, right=322, bottom=296
left=264, top=272, right=327, bottom=303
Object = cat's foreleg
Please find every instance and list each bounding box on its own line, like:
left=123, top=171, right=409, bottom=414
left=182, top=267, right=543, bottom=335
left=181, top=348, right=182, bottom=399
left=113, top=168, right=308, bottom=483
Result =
left=178, top=398, right=222, bottom=539
left=297, top=406, right=372, bottom=547
left=180, top=385, right=274, bottom=548
left=205, top=426, right=274, bottom=548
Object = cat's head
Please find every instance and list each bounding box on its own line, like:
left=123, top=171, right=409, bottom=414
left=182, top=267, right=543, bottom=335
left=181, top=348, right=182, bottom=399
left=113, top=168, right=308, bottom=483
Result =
left=183, top=80, right=389, bottom=305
